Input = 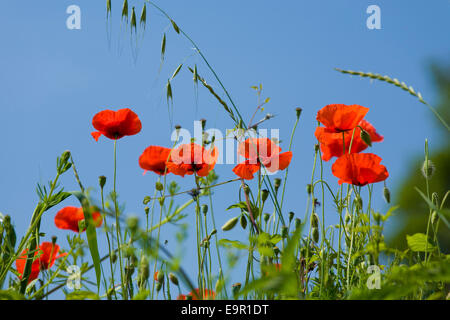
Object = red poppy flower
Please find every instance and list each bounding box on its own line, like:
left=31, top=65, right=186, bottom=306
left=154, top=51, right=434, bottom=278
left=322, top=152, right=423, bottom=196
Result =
left=166, top=143, right=218, bottom=177
left=177, top=294, right=187, bottom=300
left=315, top=119, right=384, bottom=161
left=139, top=146, right=172, bottom=175
left=331, top=153, right=389, bottom=186
left=15, top=242, right=67, bottom=283
left=188, top=288, right=216, bottom=300
left=316, top=104, right=369, bottom=132
left=232, top=138, right=292, bottom=180
left=91, top=108, right=142, bottom=141
left=55, top=206, right=103, bottom=233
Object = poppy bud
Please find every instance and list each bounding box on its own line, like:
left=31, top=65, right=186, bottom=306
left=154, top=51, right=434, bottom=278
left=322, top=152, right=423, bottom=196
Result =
left=111, top=252, right=117, bottom=264
left=138, top=256, right=149, bottom=282
left=175, top=124, right=181, bottom=131
left=432, top=192, right=439, bottom=206
left=143, top=196, right=151, bottom=205
left=155, top=182, right=164, bottom=191
left=169, top=272, right=179, bottom=286
left=202, top=204, right=208, bottom=215
left=263, top=213, right=270, bottom=223
left=261, top=189, right=269, bottom=202
left=222, top=217, right=239, bottom=231
left=78, top=219, right=86, bottom=232
left=243, top=185, right=250, bottom=195
left=99, top=175, right=107, bottom=189
left=295, top=218, right=302, bottom=229
left=312, top=227, right=319, bottom=243
left=156, top=281, right=162, bottom=292
left=314, top=144, right=320, bottom=152
left=310, top=212, right=319, bottom=228
left=126, top=216, right=139, bottom=233
left=200, top=118, right=207, bottom=130
left=306, top=184, right=312, bottom=195
left=431, top=211, right=439, bottom=226
left=232, top=282, right=241, bottom=298
left=159, top=196, right=165, bottom=206
left=421, top=160, right=435, bottom=179
left=360, top=128, right=372, bottom=147
left=210, top=229, right=217, bottom=236
left=288, top=211, right=295, bottom=223
left=345, top=211, right=351, bottom=224
left=383, top=186, right=391, bottom=204
left=144, top=206, right=149, bottom=215
left=51, top=236, right=57, bottom=245
left=240, top=215, right=247, bottom=229
left=295, top=107, right=302, bottom=119
left=156, top=270, right=165, bottom=283
left=281, top=226, right=289, bottom=239
left=274, top=178, right=281, bottom=189
left=273, top=246, right=281, bottom=256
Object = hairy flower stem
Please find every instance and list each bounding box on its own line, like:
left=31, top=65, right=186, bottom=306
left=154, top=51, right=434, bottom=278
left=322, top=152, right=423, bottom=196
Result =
left=113, top=139, right=126, bottom=299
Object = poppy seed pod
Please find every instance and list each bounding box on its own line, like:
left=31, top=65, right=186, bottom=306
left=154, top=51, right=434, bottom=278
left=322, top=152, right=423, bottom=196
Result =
left=261, top=189, right=269, bottom=202
left=144, top=206, right=149, bottom=215
left=169, top=273, right=179, bottom=286
left=306, top=184, right=312, bottom=195
left=263, top=213, right=270, bottom=223
left=200, top=118, right=207, bottom=130
left=210, top=229, right=217, bottom=236
left=314, top=144, right=320, bottom=152
left=295, top=107, right=302, bottom=119
left=222, top=217, right=239, bottom=231
left=202, top=204, right=208, bottom=215
left=99, top=176, right=107, bottom=189
left=51, top=236, right=57, bottom=245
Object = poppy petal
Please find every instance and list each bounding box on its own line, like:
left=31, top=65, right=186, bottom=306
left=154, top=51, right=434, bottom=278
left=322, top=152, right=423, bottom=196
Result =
left=91, top=131, right=103, bottom=141
left=316, top=104, right=369, bottom=132
left=232, top=161, right=261, bottom=180
left=331, top=153, right=389, bottom=186
left=264, top=151, right=293, bottom=173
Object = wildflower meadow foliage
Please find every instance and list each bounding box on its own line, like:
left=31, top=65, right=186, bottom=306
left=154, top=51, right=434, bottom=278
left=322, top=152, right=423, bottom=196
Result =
left=0, top=1, right=449, bottom=301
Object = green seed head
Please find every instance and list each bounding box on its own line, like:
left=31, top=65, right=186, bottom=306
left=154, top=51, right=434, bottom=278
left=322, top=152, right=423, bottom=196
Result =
left=169, top=273, right=179, bottom=286
left=222, top=217, right=239, bottom=231
left=155, top=182, right=164, bottom=191
left=261, top=189, right=269, bottom=202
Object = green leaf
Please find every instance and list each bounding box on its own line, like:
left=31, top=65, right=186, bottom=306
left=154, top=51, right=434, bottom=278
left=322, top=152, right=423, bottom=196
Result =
left=218, top=239, right=249, bottom=250
left=66, top=291, right=100, bottom=300
left=270, top=234, right=282, bottom=245
left=406, top=233, right=435, bottom=252
left=0, top=290, right=25, bottom=300
left=70, top=191, right=101, bottom=291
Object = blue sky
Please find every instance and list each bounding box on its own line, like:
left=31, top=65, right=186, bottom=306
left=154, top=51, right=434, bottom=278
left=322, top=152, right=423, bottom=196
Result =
left=0, top=0, right=449, bottom=297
